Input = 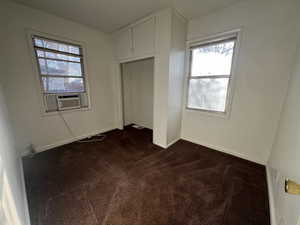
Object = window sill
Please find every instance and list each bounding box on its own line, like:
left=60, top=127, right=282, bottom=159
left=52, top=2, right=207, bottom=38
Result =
left=42, top=106, right=91, bottom=117
left=185, top=107, right=230, bottom=119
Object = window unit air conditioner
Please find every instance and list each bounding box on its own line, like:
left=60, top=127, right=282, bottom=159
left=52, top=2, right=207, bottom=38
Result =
left=57, top=94, right=81, bottom=111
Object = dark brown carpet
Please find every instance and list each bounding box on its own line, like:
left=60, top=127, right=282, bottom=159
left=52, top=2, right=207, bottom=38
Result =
left=23, top=126, right=270, bottom=225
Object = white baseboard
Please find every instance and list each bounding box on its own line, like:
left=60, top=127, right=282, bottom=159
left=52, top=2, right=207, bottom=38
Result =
left=181, top=137, right=266, bottom=165
left=167, top=138, right=181, bottom=148
left=153, top=141, right=168, bottom=149
left=31, top=126, right=116, bottom=154
left=153, top=138, right=180, bottom=149
left=266, top=166, right=277, bottom=225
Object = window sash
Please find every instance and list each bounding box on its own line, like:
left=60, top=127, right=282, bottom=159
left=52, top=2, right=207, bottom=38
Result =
left=34, top=46, right=83, bottom=58
left=187, top=77, right=231, bottom=113
left=189, top=75, right=230, bottom=79
left=41, top=76, right=85, bottom=94
left=32, top=36, right=86, bottom=94
left=33, top=35, right=82, bottom=56
left=189, top=38, right=236, bottom=78
left=37, top=56, right=82, bottom=64
left=37, top=58, right=84, bottom=77
left=189, top=36, right=236, bottom=51
left=41, top=74, right=85, bottom=79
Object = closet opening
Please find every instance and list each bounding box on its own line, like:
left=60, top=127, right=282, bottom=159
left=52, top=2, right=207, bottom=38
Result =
left=121, top=57, right=154, bottom=135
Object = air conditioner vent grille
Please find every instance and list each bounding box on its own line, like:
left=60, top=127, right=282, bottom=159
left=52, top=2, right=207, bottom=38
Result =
left=44, top=93, right=88, bottom=112
left=57, top=94, right=81, bottom=111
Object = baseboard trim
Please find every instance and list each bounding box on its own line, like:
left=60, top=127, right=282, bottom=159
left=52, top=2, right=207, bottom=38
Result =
left=266, top=166, right=277, bottom=225
left=153, top=142, right=168, bottom=149
left=32, top=126, right=116, bottom=154
left=181, top=137, right=266, bottom=165
left=167, top=138, right=181, bottom=148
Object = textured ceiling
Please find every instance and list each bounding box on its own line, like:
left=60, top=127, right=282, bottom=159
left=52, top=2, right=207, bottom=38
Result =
left=12, top=0, right=241, bottom=32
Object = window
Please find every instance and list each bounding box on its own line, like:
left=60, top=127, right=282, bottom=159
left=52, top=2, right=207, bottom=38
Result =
left=32, top=35, right=89, bottom=112
left=187, top=35, right=237, bottom=113
left=33, top=36, right=86, bottom=93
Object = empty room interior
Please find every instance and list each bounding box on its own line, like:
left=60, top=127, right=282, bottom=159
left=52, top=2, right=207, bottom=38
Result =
left=1, top=0, right=300, bottom=225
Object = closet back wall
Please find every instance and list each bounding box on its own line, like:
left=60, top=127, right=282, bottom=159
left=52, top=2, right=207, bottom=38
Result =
left=122, top=58, right=154, bottom=129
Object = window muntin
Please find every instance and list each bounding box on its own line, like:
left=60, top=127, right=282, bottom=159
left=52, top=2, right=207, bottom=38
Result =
left=32, top=36, right=85, bottom=94
left=187, top=37, right=236, bottom=113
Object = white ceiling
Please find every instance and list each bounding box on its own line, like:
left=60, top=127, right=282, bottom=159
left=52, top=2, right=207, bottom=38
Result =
left=12, top=0, right=241, bottom=33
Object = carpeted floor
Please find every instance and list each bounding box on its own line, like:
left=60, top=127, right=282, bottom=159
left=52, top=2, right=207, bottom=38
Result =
left=23, top=126, right=270, bottom=225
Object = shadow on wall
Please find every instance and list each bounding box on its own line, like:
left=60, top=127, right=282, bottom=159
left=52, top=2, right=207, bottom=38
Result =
left=267, top=38, right=300, bottom=225
left=267, top=167, right=300, bottom=225
left=0, top=85, right=29, bottom=225
left=0, top=166, right=22, bottom=225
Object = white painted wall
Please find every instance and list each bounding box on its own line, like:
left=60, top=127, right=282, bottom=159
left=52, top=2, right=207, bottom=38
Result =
left=0, top=1, right=118, bottom=154
left=268, top=44, right=300, bottom=184
left=0, top=84, right=30, bottom=225
left=181, top=0, right=300, bottom=164
left=167, top=12, right=187, bottom=145
left=152, top=9, right=172, bottom=148
left=152, top=9, right=187, bottom=148
left=122, top=58, right=154, bottom=129
left=267, top=41, right=300, bottom=225
left=122, top=66, right=133, bottom=126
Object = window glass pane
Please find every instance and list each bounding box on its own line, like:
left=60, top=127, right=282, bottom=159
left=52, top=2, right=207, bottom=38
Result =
left=38, top=59, right=47, bottom=74
left=191, top=40, right=235, bottom=76
left=36, top=50, right=44, bottom=57
left=34, top=38, right=43, bottom=47
left=38, top=59, right=82, bottom=76
left=44, top=41, right=58, bottom=51
left=188, top=78, right=229, bottom=112
left=42, top=77, right=84, bottom=93
left=45, top=52, right=80, bottom=62
left=69, top=46, right=80, bottom=55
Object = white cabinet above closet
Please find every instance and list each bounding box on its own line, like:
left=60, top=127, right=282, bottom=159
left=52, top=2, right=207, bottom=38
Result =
left=132, top=18, right=155, bottom=58
left=115, top=29, right=133, bottom=60
left=113, top=17, right=155, bottom=62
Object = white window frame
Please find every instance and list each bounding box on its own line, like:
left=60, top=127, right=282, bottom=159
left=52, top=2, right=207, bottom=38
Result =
left=32, top=35, right=86, bottom=94
left=27, top=30, right=91, bottom=115
left=185, top=30, right=240, bottom=118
